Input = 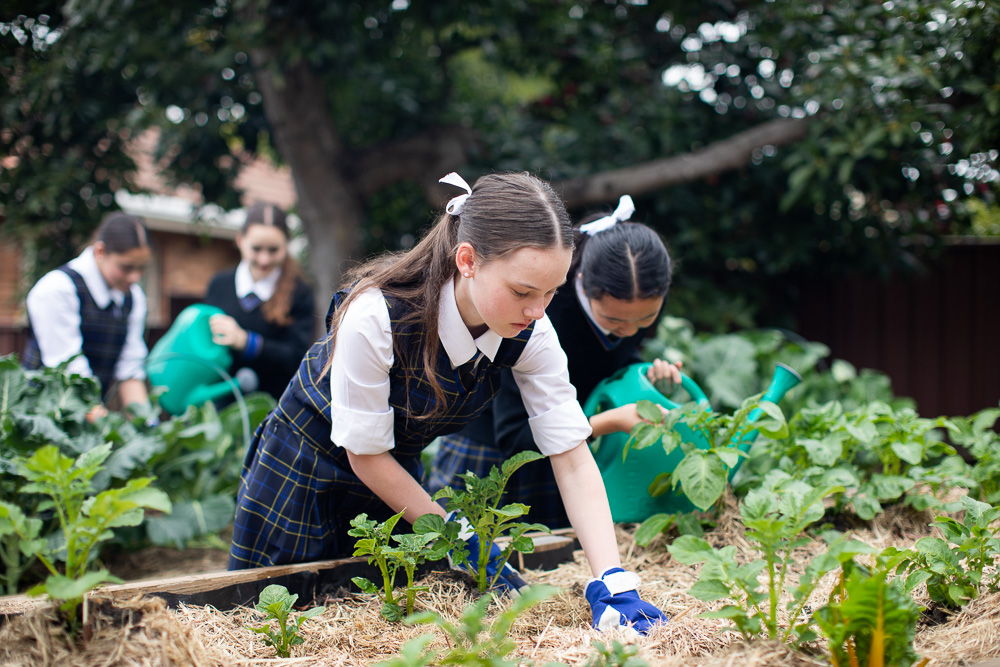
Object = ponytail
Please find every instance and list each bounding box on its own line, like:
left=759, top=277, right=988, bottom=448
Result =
left=323, top=172, right=574, bottom=420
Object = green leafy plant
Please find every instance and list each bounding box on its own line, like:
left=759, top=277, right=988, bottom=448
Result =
left=813, top=550, right=925, bottom=667
left=668, top=481, right=862, bottom=641
left=585, top=639, right=649, bottom=667
left=11, top=444, right=171, bottom=631
left=737, top=399, right=968, bottom=519
left=894, top=495, right=1000, bottom=608
left=947, top=407, right=1000, bottom=504
left=249, top=584, right=326, bottom=658
left=375, top=584, right=558, bottom=666
left=626, top=394, right=788, bottom=513
left=349, top=510, right=450, bottom=621
left=431, top=450, right=550, bottom=592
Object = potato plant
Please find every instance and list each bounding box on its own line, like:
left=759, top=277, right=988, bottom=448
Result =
left=374, top=585, right=559, bottom=667
left=249, top=584, right=326, bottom=658
left=349, top=510, right=451, bottom=621
left=7, top=444, right=171, bottom=632
left=668, top=480, right=866, bottom=642
left=429, top=450, right=550, bottom=593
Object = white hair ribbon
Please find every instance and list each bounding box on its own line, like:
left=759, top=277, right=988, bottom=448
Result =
left=439, top=172, right=473, bottom=216
left=579, top=194, right=635, bottom=236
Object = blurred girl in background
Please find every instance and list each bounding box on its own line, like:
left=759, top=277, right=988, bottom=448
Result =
left=24, top=211, right=152, bottom=414
left=203, top=202, right=315, bottom=400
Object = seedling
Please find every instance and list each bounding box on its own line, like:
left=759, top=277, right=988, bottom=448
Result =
left=349, top=510, right=450, bottom=621
left=13, top=444, right=171, bottom=632
left=893, top=495, right=1000, bottom=608
left=586, top=639, right=649, bottom=667
left=668, top=480, right=866, bottom=642
left=374, top=584, right=559, bottom=666
left=249, top=584, right=326, bottom=658
left=430, top=450, right=550, bottom=592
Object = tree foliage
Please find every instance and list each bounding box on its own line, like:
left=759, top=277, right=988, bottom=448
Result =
left=2, top=0, right=996, bottom=326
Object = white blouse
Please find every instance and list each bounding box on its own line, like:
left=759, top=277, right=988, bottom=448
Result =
left=25, top=247, right=148, bottom=382
left=234, top=260, right=281, bottom=301
left=329, top=278, right=592, bottom=456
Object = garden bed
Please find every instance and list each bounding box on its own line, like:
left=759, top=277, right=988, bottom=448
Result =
left=1, top=502, right=997, bottom=666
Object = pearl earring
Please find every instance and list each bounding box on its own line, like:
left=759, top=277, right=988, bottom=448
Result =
left=463, top=272, right=471, bottom=278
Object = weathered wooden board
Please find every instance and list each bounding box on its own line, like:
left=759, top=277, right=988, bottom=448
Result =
left=0, top=531, right=578, bottom=617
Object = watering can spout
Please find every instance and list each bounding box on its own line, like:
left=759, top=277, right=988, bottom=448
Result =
left=741, top=363, right=802, bottom=445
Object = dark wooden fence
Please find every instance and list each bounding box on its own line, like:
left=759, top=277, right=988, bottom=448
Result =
left=795, top=239, right=1000, bottom=417
left=3, top=239, right=997, bottom=418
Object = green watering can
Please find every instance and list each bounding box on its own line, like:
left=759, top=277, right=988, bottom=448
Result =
left=583, top=362, right=802, bottom=522
left=146, top=304, right=237, bottom=416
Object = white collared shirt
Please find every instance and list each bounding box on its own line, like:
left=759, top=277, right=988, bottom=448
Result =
left=329, top=278, right=591, bottom=456
left=234, top=260, right=281, bottom=301
left=575, top=275, right=612, bottom=335
left=25, top=247, right=148, bottom=381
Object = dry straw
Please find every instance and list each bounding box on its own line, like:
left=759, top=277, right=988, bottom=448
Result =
left=0, top=500, right=996, bottom=665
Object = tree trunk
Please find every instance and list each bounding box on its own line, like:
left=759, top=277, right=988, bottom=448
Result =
left=249, top=51, right=362, bottom=328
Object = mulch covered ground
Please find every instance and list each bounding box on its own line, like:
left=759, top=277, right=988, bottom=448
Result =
left=1, top=498, right=998, bottom=666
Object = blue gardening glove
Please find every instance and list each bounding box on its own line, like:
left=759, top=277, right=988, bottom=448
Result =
left=585, top=567, right=668, bottom=635
left=446, top=512, right=528, bottom=594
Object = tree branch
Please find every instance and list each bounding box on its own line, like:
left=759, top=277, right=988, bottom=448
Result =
left=354, top=126, right=480, bottom=197
left=554, top=117, right=809, bottom=208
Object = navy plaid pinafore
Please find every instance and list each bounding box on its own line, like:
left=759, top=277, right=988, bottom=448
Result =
left=22, top=266, right=133, bottom=400
left=228, top=289, right=534, bottom=569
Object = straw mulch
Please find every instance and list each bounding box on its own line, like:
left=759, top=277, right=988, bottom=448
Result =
left=1, top=497, right=997, bottom=666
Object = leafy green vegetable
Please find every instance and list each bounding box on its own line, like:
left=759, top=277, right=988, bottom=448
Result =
left=349, top=510, right=450, bottom=621
left=249, top=584, right=326, bottom=658
left=432, top=451, right=550, bottom=592
left=375, top=585, right=558, bottom=666
left=669, top=481, right=856, bottom=641
left=14, top=444, right=171, bottom=632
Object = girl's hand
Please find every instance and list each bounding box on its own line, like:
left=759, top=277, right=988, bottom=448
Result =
left=209, top=314, right=248, bottom=350
left=86, top=404, right=109, bottom=424
left=595, top=403, right=666, bottom=435
left=646, top=359, right=682, bottom=388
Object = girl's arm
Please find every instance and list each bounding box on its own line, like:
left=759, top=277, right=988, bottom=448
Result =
left=549, top=441, right=621, bottom=577
left=346, top=450, right=446, bottom=523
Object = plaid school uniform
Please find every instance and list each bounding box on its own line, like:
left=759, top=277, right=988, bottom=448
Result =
left=22, top=266, right=133, bottom=399
left=228, top=289, right=534, bottom=569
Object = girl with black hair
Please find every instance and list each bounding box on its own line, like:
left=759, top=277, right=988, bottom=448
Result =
left=203, top=202, right=315, bottom=400
left=24, top=211, right=153, bottom=412
left=429, top=195, right=678, bottom=530
left=229, top=176, right=667, bottom=635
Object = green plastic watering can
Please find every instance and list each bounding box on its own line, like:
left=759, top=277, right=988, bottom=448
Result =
left=583, top=362, right=802, bottom=522
left=146, top=304, right=238, bottom=416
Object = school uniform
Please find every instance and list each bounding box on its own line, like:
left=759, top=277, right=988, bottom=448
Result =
left=203, top=262, right=315, bottom=400
left=22, top=247, right=147, bottom=400
left=429, top=276, right=655, bottom=528
left=228, top=278, right=590, bottom=569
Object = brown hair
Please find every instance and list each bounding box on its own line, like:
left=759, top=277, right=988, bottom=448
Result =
left=326, top=172, right=574, bottom=419
left=241, top=202, right=302, bottom=326
left=93, top=212, right=149, bottom=253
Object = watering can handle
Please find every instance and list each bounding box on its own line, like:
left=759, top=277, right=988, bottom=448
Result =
left=635, top=362, right=711, bottom=408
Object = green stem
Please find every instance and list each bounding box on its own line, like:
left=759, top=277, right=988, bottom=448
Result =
left=766, top=553, right=779, bottom=638
left=377, top=558, right=395, bottom=605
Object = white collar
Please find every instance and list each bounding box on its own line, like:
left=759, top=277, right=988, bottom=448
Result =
left=437, top=277, right=503, bottom=368
left=235, top=260, right=281, bottom=301
left=574, top=275, right=612, bottom=335
left=68, top=247, right=125, bottom=308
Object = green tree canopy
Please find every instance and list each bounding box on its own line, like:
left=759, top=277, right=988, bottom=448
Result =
left=2, top=0, right=996, bottom=327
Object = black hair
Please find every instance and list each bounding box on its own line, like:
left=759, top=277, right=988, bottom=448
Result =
left=572, top=216, right=671, bottom=301
left=94, top=212, right=149, bottom=254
